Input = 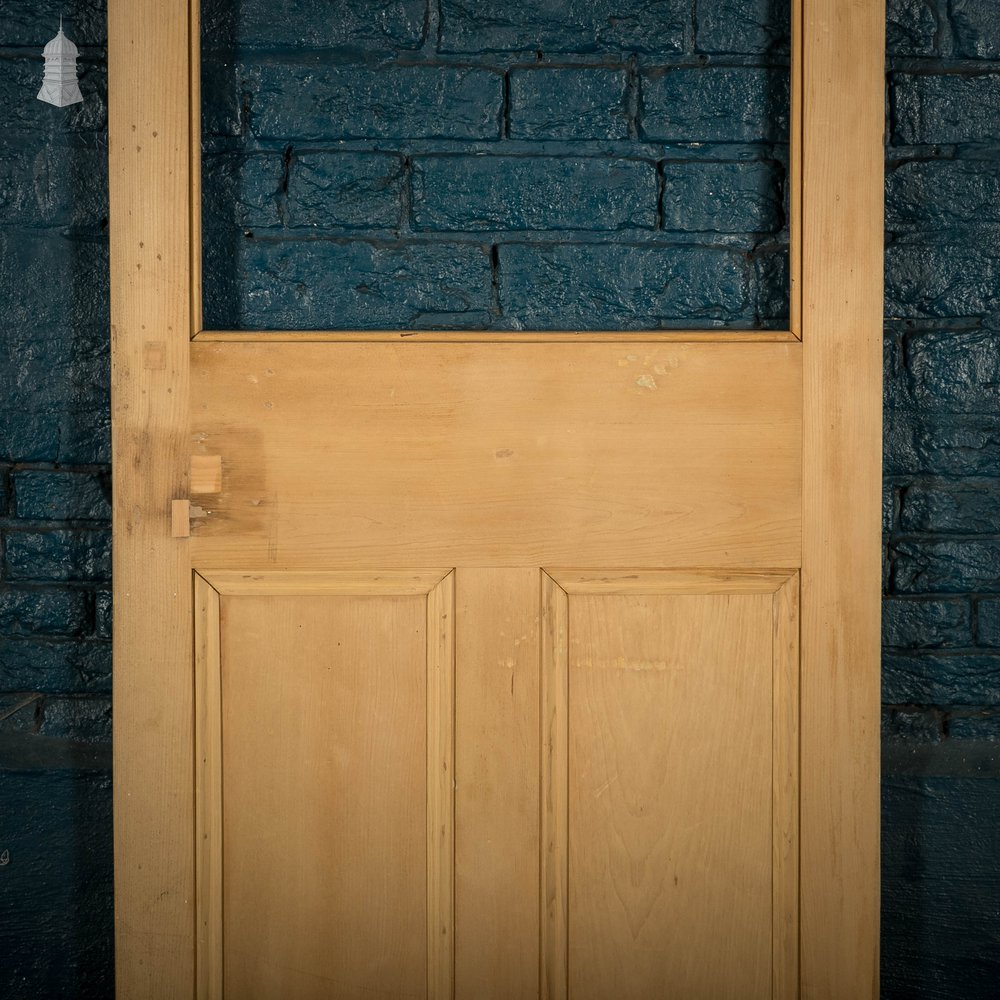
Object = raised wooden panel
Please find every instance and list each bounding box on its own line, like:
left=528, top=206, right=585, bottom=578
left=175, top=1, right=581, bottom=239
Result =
left=541, top=571, right=799, bottom=1000
left=194, top=571, right=455, bottom=1000
left=189, top=341, right=801, bottom=568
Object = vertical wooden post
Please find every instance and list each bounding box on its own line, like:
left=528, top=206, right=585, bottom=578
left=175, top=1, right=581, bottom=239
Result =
left=800, top=0, right=884, bottom=996
left=109, top=0, right=195, bottom=995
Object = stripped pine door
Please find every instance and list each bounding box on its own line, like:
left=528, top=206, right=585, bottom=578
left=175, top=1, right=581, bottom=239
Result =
left=109, top=1, right=884, bottom=998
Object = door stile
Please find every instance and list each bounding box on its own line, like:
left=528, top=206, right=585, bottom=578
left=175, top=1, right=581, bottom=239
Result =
left=109, top=0, right=197, bottom=996
left=799, top=0, right=884, bottom=996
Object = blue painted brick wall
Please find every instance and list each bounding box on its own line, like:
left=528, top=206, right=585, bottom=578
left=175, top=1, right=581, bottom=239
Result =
left=3, top=0, right=1000, bottom=997
left=0, top=2, right=112, bottom=998
left=200, top=0, right=791, bottom=330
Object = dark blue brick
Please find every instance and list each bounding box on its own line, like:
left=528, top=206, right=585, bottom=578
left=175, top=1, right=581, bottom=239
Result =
left=948, top=711, right=1000, bottom=740
left=0, top=57, right=106, bottom=134
left=204, top=239, right=494, bottom=330
left=245, top=64, right=503, bottom=141
left=950, top=0, right=1000, bottom=60
left=508, top=69, right=628, bottom=140
left=0, top=771, right=113, bottom=1000
left=439, top=0, right=687, bottom=54
left=695, top=0, right=790, bottom=54
left=905, top=331, right=1000, bottom=410
left=202, top=0, right=425, bottom=49
left=885, top=411, right=1000, bottom=476
left=412, top=156, right=657, bottom=232
left=977, top=599, right=1000, bottom=646
left=886, top=0, right=939, bottom=57
left=0, top=142, right=108, bottom=230
left=900, top=482, right=1000, bottom=533
left=204, top=151, right=405, bottom=231
left=751, top=249, right=790, bottom=327
left=661, top=160, right=782, bottom=233
left=641, top=68, right=789, bottom=143
left=0, top=1, right=105, bottom=46
left=13, top=470, right=110, bottom=522
left=882, top=778, right=1000, bottom=1000
left=886, top=246, right=1000, bottom=320
left=892, top=539, right=1000, bottom=594
left=0, top=638, right=110, bottom=694
left=94, top=589, right=111, bottom=640
left=882, top=706, right=945, bottom=743
left=883, top=650, right=1000, bottom=703
left=33, top=695, right=112, bottom=743
left=883, top=598, right=972, bottom=648
left=4, top=530, right=111, bottom=584
left=887, top=161, right=1000, bottom=231
left=893, top=73, right=1000, bottom=145
left=498, top=244, right=749, bottom=329
left=0, top=588, right=89, bottom=638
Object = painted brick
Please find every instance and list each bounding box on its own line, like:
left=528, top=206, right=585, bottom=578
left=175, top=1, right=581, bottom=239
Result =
left=412, top=156, right=657, bottom=232
left=695, top=0, right=790, bottom=54
left=0, top=142, right=108, bottom=230
left=892, top=539, right=1000, bottom=594
left=0, top=589, right=89, bottom=638
left=947, top=711, right=1000, bottom=740
left=886, top=245, right=1000, bottom=319
left=0, top=771, right=113, bottom=1000
left=883, top=598, right=972, bottom=648
left=245, top=64, right=503, bottom=141
left=202, top=0, right=425, bottom=50
left=882, top=706, right=945, bottom=742
left=0, top=638, right=110, bottom=694
left=893, top=73, right=1000, bottom=145
left=0, top=1, right=105, bottom=46
left=4, top=530, right=111, bottom=584
left=204, top=151, right=405, bottom=231
left=660, top=160, right=782, bottom=234
left=641, top=68, right=789, bottom=143
left=0, top=58, right=106, bottom=134
left=885, top=411, right=1000, bottom=476
left=508, top=69, right=629, bottom=140
left=887, top=160, right=1000, bottom=230
left=977, top=599, right=1000, bottom=647
left=0, top=468, right=9, bottom=516
left=886, top=0, right=939, bottom=57
left=438, top=0, right=687, bottom=54
left=498, top=244, right=748, bottom=329
left=13, top=471, right=110, bottom=522
left=883, top=651, right=1000, bottom=704
left=950, top=0, right=1000, bottom=60
left=203, top=239, right=494, bottom=330
left=34, top=695, right=112, bottom=743
left=94, top=589, right=111, bottom=640
left=882, top=779, right=1000, bottom=999
left=905, top=331, right=1000, bottom=409
left=900, top=483, right=1000, bottom=533
left=752, top=250, right=790, bottom=326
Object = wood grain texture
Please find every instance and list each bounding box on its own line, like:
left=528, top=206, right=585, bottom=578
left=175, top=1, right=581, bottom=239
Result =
left=194, top=575, right=222, bottom=1000
left=540, top=573, right=569, bottom=1000
left=194, top=330, right=799, bottom=343
left=190, top=341, right=801, bottom=569
left=200, top=568, right=449, bottom=596
left=219, top=590, right=431, bottom=998
left=109, top=0, right=195, bottom=995
left=800, top=0, right=884, bottom=996
left=454, top=569, right=541, bottom=1000
left=561, top=583, right=778, bottom=999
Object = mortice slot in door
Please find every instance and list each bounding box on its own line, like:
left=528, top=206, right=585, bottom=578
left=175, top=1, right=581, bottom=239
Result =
left=541, top=569, right=800, bottom=1000
left=193, top=569, right=456, bottom=1000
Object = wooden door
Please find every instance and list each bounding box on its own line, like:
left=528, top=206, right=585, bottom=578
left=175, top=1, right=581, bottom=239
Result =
left=109, top=1, right=884, bottom=998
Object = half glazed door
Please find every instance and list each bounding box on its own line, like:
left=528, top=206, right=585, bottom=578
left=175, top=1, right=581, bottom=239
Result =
left=109, top=1, right=884, bottom=998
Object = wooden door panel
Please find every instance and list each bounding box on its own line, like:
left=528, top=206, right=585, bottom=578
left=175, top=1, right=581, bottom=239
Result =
left=189, top=341, right=801, bottom=568
left=542, top=571, right=799, bottom=1000
left=194, top=571, right=456, bottom=1000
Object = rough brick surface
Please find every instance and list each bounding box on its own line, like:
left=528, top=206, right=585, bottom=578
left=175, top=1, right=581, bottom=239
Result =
left=900, top=483, right=1000, bottom=534
left=641, top=68, right=789, bottom=143
left=883, top=598, right=972, bottom=648
left=951, top=0, right=1000, bottom=59
left=438, top=0, right=687, bottom=54
left=498, top=244, right=748, bottom=328
left=245, top=64, right=504, bottom=141
left=660, top=160, right=783, bottom=233
left=887, top=160, right=1000, bottom=230
left=14, top=471, right=110, bottom=522
left=695, top=0, right=790, bottom=54
left=886, top=0, right=940, bottom=57
left=4, top=531, right=111, bottom=584
left=508, top=69, right=629, bottom=140
left=412, top=156, right=657, bottom=231
left=893, top=73, right=1000, bottom=145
